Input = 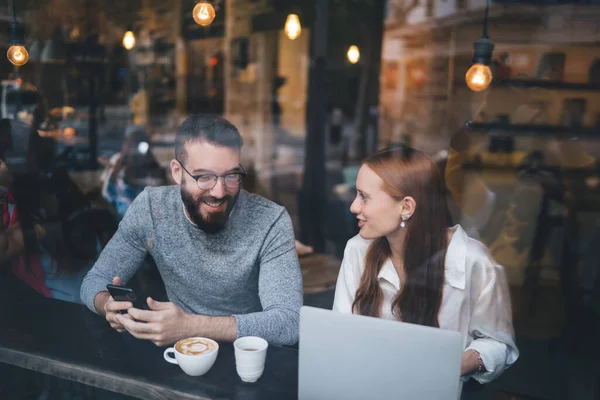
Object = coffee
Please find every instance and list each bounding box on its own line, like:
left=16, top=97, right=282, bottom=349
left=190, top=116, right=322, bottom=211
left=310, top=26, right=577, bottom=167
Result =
left=164, top=337, right=219, bottom=376
left=243, top=348, right=258, bottom=351
left=175, top=338, right=217, bottom=356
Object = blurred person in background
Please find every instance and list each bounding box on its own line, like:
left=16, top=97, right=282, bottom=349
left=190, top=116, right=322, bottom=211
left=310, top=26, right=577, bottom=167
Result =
left=1, top=127, right=117, bottom=303
left=101, top=125, right=166, bottom=219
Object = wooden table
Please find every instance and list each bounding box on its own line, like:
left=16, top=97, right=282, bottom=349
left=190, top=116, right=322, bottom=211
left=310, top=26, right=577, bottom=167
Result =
left=0, top=277, right=299, bottom=400
left=299, top=253, right=341, bottom=295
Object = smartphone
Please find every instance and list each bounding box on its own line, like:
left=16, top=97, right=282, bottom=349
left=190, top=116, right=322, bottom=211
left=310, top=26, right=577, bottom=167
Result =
left=106, top=284, right=149, bottom=313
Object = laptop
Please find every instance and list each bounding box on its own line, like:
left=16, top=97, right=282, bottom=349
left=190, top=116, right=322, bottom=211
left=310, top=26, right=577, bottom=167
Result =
left=299, top=306, right=463, bottom=400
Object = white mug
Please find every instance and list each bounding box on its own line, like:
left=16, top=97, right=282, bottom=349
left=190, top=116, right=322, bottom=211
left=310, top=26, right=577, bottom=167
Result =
left=234, top=336, right=268, bottom=383
left=163, top=337, right=219, bottom=376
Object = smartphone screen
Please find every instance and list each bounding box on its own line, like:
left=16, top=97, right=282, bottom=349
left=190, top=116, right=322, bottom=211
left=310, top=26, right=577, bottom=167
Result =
left=106, top=284, right=148, bottom=312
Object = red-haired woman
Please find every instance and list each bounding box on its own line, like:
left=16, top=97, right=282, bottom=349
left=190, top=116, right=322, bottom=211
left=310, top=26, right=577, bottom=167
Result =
left=333, top=146, right=518, bottom=383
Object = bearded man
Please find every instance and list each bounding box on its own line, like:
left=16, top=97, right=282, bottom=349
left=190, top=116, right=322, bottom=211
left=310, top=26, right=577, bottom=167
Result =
left=81, top=115, right=302, bottom=346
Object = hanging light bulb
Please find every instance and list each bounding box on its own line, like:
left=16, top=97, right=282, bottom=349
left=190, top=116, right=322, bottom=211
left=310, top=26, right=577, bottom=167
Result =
left=465, top=63, right=493, bottom=92
left=465, top=0, right=494, bottom=92
left=7, top=45, right=29, bottom=66
left=285, top=14, right=301, bottom=40
left=7, top=1, right=28, bottom=66
left=193, top=2, right=216, bottom=27
left=347, top=45, right=360, bottom=64
left=123, top=30, right=136, bottom=50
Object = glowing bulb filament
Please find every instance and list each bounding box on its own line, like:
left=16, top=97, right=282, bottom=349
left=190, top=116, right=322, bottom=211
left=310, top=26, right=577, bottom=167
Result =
left=200, top=5, right=209, bottom=18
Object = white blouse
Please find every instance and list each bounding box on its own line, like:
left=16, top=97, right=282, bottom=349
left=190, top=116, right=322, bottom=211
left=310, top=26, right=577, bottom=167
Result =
left=333, top=225, right=519, bottom=384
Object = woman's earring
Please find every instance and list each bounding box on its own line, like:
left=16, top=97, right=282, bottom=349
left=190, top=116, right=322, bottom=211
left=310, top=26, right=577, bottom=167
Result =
left=400, top=215, right=409, bottom=228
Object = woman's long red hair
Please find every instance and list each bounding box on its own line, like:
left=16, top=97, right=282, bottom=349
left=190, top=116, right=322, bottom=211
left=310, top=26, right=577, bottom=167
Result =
left=352, top=147, right=451, bottom=327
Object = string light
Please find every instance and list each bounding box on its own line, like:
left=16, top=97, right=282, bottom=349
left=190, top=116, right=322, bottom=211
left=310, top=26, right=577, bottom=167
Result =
left=7, top=0, right=28, bottom=66
left=465, top=0, right=494, bottom=91
left=347, top=45, right=360, bottom=64
left=7, top=45, right=28, bottom=66
left=284, top=14, right=301, bottom=40
left=466, top=64, right=493, bottom=92
left=123, top=30, right=136, bottom=50
left=193, top=2, right=216, bottom=27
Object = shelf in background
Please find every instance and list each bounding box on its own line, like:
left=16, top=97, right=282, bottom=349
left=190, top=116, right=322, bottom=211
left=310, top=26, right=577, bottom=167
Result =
left=454, top=79, right=600, bottom=91
left=494, top=79, right=600, bottom=91
left=468, top=122, right=599, bottom=136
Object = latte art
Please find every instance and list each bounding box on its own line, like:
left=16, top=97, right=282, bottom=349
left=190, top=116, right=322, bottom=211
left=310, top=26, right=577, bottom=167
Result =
left=176, top=338, right=217, bottom=356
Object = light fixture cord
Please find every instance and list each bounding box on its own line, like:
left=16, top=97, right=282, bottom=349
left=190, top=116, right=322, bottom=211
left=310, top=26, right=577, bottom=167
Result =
left=482, top=0, right=489, bottom=38
left=11, top=0, right=16, bottom=23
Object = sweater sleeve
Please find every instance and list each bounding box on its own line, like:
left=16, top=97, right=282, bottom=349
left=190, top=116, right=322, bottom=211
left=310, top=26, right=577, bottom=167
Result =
left=233, top=210, right=303, bottom=345
left=80, top=189, right=151, bottom=313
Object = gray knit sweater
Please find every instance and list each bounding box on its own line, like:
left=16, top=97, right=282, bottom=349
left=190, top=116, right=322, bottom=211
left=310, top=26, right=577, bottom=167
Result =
left=80, top=186, right=303, bottom=345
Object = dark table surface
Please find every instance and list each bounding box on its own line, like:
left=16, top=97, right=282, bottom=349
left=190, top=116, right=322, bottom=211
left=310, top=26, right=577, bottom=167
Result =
left=0, top=277, right=299, bottom=400
left=0, top=273, right=512, bottom=400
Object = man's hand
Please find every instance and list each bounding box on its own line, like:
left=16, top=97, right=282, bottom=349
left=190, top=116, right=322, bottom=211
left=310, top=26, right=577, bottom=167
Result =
left=115, top=297, right=193, bottom=346
left=95, top=276, right=133, bottom=333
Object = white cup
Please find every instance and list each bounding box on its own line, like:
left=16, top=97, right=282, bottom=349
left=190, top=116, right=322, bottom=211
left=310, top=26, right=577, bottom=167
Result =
left=233, top=336, right=268, bottom=383
left=163, top=337, right=219, bottom=376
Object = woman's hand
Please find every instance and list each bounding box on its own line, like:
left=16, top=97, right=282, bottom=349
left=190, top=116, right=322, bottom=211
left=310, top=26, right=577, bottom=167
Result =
left=461, top=349, right=484, bottom=376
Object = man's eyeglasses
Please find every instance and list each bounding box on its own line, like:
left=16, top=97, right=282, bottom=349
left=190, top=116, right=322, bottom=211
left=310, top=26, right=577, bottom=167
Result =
left=176, top=159, right=247, bottom=190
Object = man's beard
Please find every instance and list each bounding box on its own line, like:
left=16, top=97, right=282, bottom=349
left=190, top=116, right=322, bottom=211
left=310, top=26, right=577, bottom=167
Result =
left=180, top=184, right=240, bottom=234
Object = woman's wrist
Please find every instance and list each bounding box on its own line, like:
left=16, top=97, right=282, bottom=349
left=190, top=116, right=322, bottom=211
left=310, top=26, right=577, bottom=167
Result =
left=472, top=350, right=485, bottom=374
left=461, top=349, right=485, bottom=376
